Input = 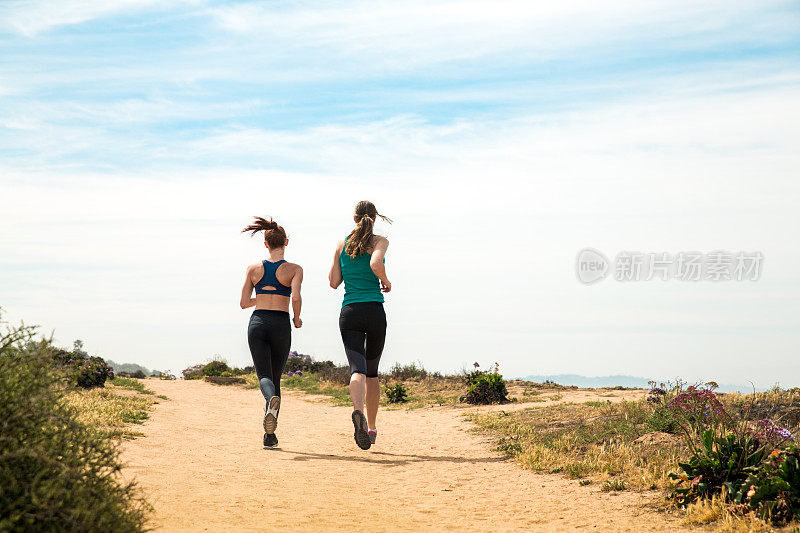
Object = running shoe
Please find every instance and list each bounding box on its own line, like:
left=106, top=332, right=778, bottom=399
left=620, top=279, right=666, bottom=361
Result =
left=263, top=432, right=278, bottom=448
left=263, top=395, right=281, bottom=434
left=352, top=410, right=371, bottom=450
left=368, top=430, right=377, bottom=445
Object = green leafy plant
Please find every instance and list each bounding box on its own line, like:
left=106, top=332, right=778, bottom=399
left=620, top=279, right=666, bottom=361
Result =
left=666, top=383, right=800, bottom=525
left=728, top=445, right=800, bottom=526
left=669, top=428, right=767, bottom=506
left=463, top=363, right=509, bottom=405
left=46, top=340, right=115, bottom=389
left=385, top=383, right=409, bottom=403
left=202, top=359, right=230, bottom=377
left=0, top=313, right=150, bottom=532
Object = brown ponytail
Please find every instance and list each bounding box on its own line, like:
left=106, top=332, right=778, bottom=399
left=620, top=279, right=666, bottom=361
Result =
left=344, top=200, right=392, bottom=258
left=241, top=216, right=287, bottom=249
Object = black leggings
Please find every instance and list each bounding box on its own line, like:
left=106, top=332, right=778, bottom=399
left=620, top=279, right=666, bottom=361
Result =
left=339, top=302, right=387, bottom=378
left=248, top=310, right=291, bottom=400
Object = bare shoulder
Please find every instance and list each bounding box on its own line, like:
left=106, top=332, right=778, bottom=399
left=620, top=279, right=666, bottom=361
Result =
left=336, top=239, right=345, bottom=252
left=286, top=262, right=303, bottom=274
left=372, top=235, right=389, bottom=247
left=245, top=262, right=262, bottom=283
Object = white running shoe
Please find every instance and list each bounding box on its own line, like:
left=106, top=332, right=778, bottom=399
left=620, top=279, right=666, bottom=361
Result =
left=263, top=395, right=281, bottom=434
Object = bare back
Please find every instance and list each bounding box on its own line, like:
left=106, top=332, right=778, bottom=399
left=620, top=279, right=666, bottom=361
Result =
left=242, top=261, right=302, bottom=312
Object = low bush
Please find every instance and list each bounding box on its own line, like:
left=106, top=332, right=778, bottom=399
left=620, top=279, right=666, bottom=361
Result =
left=183, top=359, right=253, bottom=379
left=49, top=340, right=114, bottom=389
left=0, top=314, right=149, bottom=531
left=182, top=364, right=204, bottom=380
left=285, top=351, right=336, bottom=375
left=463, top=364, right=509, bottom=405
left=118, top=370, right=147, bottom=379
left=317, top=364, right=352, bottom=386
left=202, top=360, right=230, bottom=377
left=389, top=361, right=427, bottom=381
left=386, top=383, right=409, bottom=403
left=665, top=382, right=800, bottom=526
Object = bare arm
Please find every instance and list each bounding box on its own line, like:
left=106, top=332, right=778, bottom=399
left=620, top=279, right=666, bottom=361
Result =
left=329, top=241, right=344, bottom=289
left=240, top=265, right=257, bottom=309
left=291, top=266, right=303, bottom=328
left=370, top=237, right=391, bottom=293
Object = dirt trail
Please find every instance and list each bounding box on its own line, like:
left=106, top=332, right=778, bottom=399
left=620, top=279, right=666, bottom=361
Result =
left=121, top=380, right=690, bottom=532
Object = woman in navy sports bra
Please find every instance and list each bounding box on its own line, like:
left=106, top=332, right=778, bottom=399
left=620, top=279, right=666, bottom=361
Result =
left=329, top=201, right=392, bottom=450
left=240, top=217, right=303, bottom=449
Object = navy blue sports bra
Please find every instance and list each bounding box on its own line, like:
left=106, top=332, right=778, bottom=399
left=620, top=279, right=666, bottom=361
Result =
left=255, top=260, right=292, bottom=296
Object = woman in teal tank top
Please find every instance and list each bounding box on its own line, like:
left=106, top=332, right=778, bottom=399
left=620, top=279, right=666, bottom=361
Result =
left=329, top=200, right=392, bottom=450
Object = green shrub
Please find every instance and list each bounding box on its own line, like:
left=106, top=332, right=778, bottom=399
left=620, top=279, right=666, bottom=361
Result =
left=150, top=370, right=176, bottom=380
left=118, top=370, right=147, bottom=379
left=646, top=405, right=681, bottom=434
left=666, top=383, right=800, bottom=525
left=202, top=360, right=230, bottom=377
left=184, top=359, right=252, bottom=379
left=464, top=370, right=509, bottom=405
left=462, top=368, right=485, bottom=386
left=317, top=364, right=352, bottom=386
left=385, top=383, right=409, bottom=403
left=670, top=429, right=767, bottom=506
left=389, top=361, right=427, bottom=381
left=181, top=364, right=204, bottom=380
left=48, top=341, right=114, bottom=389
left=0, top=316, right=149, bottom=532
left=730, top=445, right=800, bottom=526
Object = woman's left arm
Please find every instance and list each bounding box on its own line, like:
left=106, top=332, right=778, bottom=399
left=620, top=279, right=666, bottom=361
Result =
left=291, top=265, right=303, bottom=328
left=370, top=237, right=391, bottom=293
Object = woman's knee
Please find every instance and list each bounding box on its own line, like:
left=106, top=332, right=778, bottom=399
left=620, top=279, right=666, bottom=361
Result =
left=350, top=372, right=367, bottom=384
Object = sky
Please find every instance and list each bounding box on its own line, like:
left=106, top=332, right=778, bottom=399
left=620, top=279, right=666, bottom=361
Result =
left=1, top=0, right=799, bottom=387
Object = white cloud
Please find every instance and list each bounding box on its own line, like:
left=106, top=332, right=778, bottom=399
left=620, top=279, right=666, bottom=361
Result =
left=207, top=0, right=797, bottom=71
left=2, top=80, right=800, bottom=385
left=0, top=0, right=206, bottom=36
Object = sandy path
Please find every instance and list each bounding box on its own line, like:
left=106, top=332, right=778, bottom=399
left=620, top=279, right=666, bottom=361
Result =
left=121, top=380, right=690, bottom=532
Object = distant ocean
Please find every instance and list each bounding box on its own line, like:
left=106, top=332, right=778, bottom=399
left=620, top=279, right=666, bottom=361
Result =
left=518, top=374, right=766, bottom=394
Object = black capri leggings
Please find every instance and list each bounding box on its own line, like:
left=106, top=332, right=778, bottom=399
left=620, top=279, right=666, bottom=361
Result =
left=247, top=310, right=291, bottom=399
left=339, top=302, right=387, bottom=378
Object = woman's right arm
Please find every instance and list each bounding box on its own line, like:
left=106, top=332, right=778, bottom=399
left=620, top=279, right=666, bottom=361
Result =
left=328, top=241, right=344, bottom=289
left=370, top=237, right=391, bottom=293
left=240, top=265, right=257, bottom=309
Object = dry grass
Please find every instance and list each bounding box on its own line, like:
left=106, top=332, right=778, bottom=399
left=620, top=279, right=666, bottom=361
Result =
left=62, top=377, right=161, bottom=439
left=269, top=372, right=567, bottom=408
left=471, top=400, right=685, bottom=491
left=681, top=493, right=773, bottom=532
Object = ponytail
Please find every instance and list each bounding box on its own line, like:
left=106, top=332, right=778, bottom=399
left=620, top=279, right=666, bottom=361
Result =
left=344, top=201, right=392, bottom=258
left=241, top=216, right=287, bottom=249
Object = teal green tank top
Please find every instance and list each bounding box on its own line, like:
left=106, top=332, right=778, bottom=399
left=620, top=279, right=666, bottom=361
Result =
left=340, top=239, right=385, bottom=307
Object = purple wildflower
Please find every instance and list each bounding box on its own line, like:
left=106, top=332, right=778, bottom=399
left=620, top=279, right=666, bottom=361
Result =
left=754, top=418, right=794, bottom=444
left=647, top=388, right=667, bottom=405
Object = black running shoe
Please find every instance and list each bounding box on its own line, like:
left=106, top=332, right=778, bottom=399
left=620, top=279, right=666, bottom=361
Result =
left=352, top=410, right=371, bottom=450
left=263, top=432, right=278, bottom=448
